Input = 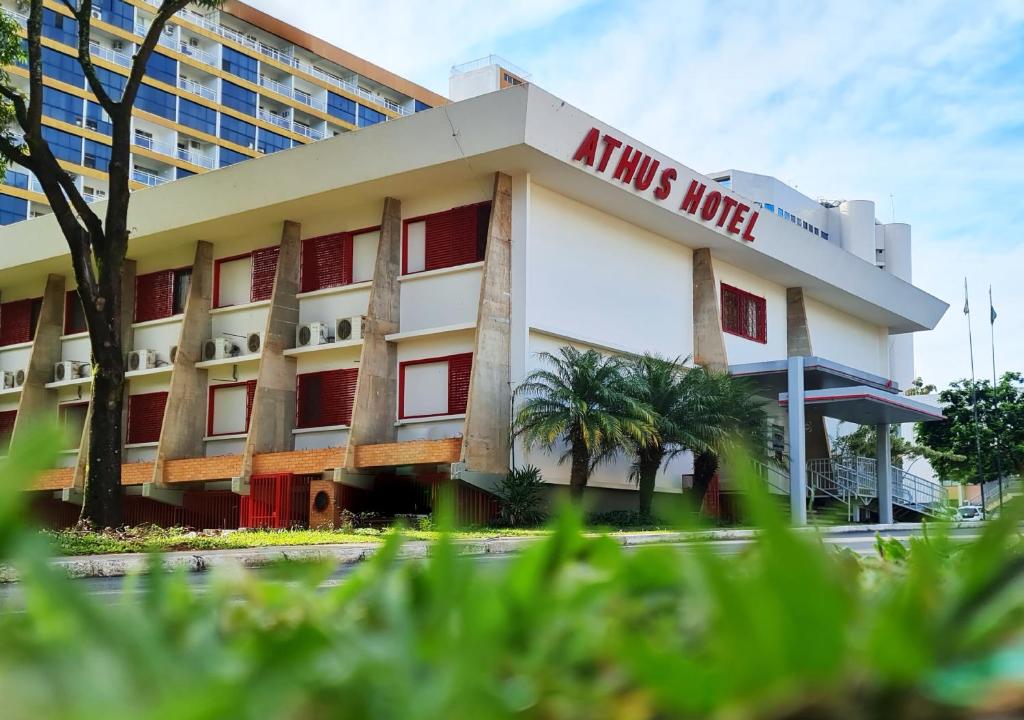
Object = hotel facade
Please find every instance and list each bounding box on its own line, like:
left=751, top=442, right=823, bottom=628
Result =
left=0, top=79, right=949, bottom=527
left=0, top=0, right=444, bottom=224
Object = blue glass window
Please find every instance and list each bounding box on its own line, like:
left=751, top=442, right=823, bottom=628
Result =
left=221, top=80, right=256, bottom=115
left=85, top=102, right=111, bottom=135
left=178, top=98, right=216, bottom=135
left=3, top=170, right=29, bottom=190
left=0, top=194, right=27, bottom=225
left=176, top=167, right=195, bottom=180
left=41, top=126, right=82, bottom=164
left=764, top=203, right=774, bottom=212
left=257, top=128, right=290, bottom=154
left=327, top=92, right=356, bottom=125
left=821, top=232, right=829, bottom=241
left=144, top=52, right=177, bottom=86
left=94, top=66, right=126, bottom=100
left=42, top=87, right=83, bottom=125
left=83, top=139, right=111, bottom=172
left=42, top=9, right=78, bottom=46
left=358, top=104, right=386, bottom=127
left=42, top=48, right=84, bottom=87
left=219, top=115, right=255, bottom=148
left=96, top=0, right=133, bottom=30
left=777, top=207, right=783, bottom=217
left=219, top=147, right=251, bottom=167
left=136, top=83, right=176, bottom=120
left=221, top=47, right=257, bottom=83
left=414, top=100, right=431, bottom=112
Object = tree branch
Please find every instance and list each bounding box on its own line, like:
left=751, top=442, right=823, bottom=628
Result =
left=0, top=134, right=35, bottom=172
left=25, top=0, right=44, bottom=131
left=0, top=84, right=29, bottom=132
left=120, top=0, right=190, bottom=109
left=70, top=0, right=116, bottom=112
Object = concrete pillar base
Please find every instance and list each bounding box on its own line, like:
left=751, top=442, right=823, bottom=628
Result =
left=141, top=483, right=184, bottom=506
left=230, top=476, right=250, bottom=496
left=58, top=488, right=84, bottom=506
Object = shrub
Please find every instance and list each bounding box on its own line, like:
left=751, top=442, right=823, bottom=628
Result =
left=495, top=465, right=546, bottom=527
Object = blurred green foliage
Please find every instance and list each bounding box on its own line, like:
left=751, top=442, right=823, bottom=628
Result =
left=0, top=429, right=1022, bottom=719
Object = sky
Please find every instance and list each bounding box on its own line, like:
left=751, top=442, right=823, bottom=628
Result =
left=249, top=0, right=1024, bottom=390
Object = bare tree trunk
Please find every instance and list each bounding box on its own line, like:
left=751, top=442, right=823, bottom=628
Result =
left=569, top=441, right=590, bottom=502
left=637, top=448, right=663, bottom=519
left=692, top=449, right=719, bottom=511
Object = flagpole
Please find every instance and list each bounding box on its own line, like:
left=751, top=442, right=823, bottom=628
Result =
left=964, top=278, right=985, bottom=511
left=990, top=285, right=1003, bottom=510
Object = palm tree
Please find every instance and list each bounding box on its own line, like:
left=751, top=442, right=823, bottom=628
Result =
left=514, top=346, right=656, bottom=502
left=622, top=355, right=768, bottom=518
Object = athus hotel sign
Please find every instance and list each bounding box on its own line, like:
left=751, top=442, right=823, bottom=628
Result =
left=572, top=127, right=759, bottom=242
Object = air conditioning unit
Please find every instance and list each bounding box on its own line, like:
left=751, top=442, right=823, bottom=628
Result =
left=296, top=321, right=331, bottom=347
left=77, top=363, right=93, bottom=378
left=189, top=37, right=200, bottom=48
left=163, top=25, right=175, bottom=36
left=335, top=316, right=365, bottom=342
left=90, top=9, right=102, bottom=20
left=169, top=345, right=178, bottom=364
left=54, top=361, right=77, bottom=382
left=14, top=369, right=26, bottom=387
left=245, top=331, right=262, bottom=355
left=1, top=371, right=14, bottom=389
left=128, top=349, right=157, bottom=371
left=203, top=337, right=238, bottom=361
left=112, top=40, right=125, bottom=51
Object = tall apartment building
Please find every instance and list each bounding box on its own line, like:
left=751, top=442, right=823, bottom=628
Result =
left=0, top=0, right=445, bottom=224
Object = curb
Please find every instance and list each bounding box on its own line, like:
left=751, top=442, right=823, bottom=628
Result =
left=0, top=521, right=989, bottom=582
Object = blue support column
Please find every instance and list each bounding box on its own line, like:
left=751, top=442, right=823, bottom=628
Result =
left=787, top=356, right=807, bottom=525
left=876, top=423, right=893, bottom=524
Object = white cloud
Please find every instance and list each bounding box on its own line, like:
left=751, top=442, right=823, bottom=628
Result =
left=246, top=0, right=1023, bottom=387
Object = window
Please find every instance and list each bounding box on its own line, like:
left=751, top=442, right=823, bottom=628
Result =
left=0, top=409, right=16, bottom=453
left=176, top=167, right=196, bottom=180
left=178, top=98, right=216, bottom=135
left=207, top=380, right=256, bottom=436
left=64, top=290, right=87, bottom=334
left=221, top=80, right=256, bottom=115
left=3, top=170, right=28, bottom=190
left=218, top=147, right=251, bottom=167
left=0, top=194, right=27, bottom=225
left=327, top=92, right=356, bottom=125
left=42, top=48, right=84, bottom=87
left=127, top=392, right=167, bottom=444
left=0, top=297, right=43, bottom=346
left=821, top=231, right=829, bottom=241
left=83, top=139, right=111, bottom=171
left=403, top=202, right=490, bottom=274
left=358, top=104, right=386, bottom=127
left=213, top=246, right=279, bottom=307
left=300, top=227, right=379, bottom=292
left=398, top=353, right=472, bottom=419
left=257, top=128, right=290, bottom=154
left=59, top=402, right=89, bottom=449
left=295, top=369, right=358, bottom=428
left=41, top=126, right=82, bottom=164
left=94, top=66, right=126, bottom=99
left=221, top=47, right=257, bottom=82
left=144, top=52, right=177, bottom=86
left=43, top=86, right=83, bottom=125
left=136, top=83, right=176, bottom=120
left=414, top=100, right=431, bottom=112
left=721, top=284, right=767, bottom=344
left=219, top=114, right=256, bottom=148
left=96, top=0, right=134, bottom=30
left=134, top=267, right=191, bottom=322
left=86, top=102, right=112, bottom=134
left=42, top=9, right=78, bottom=46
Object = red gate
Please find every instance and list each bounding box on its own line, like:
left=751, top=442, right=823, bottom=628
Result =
left=239, top=473, right=308, bottom=529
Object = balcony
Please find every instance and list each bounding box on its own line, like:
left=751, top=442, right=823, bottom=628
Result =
left=176, top=146, right=215, bottom=170
left=134, top=20, right=178, bottom=50
left=178, top=40, right=216, bottom=67
left=259, top=76, right=327, bottom=112
left=1, top=7, right=26, bottom=28
left=89, top=41, right=133, bottom=69
left=131, top=168, right=168, bottom=187
left=133, top=132, right=177, bottom=159
left=257, top=109, right=324, bottom=140
left=178, top=76, right=217, bottom=102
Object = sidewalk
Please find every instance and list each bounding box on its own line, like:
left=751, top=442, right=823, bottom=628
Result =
left=1, top=522, right=987, bottom=582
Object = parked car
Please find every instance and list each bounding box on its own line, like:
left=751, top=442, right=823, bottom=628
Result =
left=955, top=505, right=984, bottom=521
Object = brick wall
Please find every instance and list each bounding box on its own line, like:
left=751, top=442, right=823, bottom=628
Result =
left=253, top=448, right=345, bottom=475
left=353, top=438, right=461, bottom=468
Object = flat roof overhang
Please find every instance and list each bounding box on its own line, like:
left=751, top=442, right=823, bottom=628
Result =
left=0, top=85, right=947, bottom=333
left=730, top=356, right=900, bottom=395
left=779, top=386, right=945, bottom=424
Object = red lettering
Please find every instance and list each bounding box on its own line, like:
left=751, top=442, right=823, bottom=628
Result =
left=741, top=211, right=759, bottom=242
left=572, top=127, right=600, bottom=166
left=728, top=203, right=751, bottom=234
left=716, top=196, right=738, bottom=227
left=680, top=180, right=706, bottom=215
left=613, top=145, right=643, bottom=184
left=596, top=135, right=622, bottom=173
left=654, top=167, right=676, bottom=200
left=633, top=156, right=660, bottom=191
left=700, top=191, right=722, bottom=221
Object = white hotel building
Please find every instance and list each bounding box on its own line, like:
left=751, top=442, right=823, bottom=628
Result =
left=0, top=75, right=949, bottom=527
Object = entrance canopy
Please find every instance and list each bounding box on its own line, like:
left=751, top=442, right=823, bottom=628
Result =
left=779, top=386, right=945, bottom=424
left=730, top=356, right=899, bottom=394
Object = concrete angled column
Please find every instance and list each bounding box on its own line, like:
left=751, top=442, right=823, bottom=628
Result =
left=786, top=287, right=830, bottom=462
left=460, top=172, right=512, bottom=482
left=345, top=197, right=402, bottom=470
left=149, top=241, right=213, bottom=493
left=238, top=220, right=302, bottom=492
left=692, top=248, right=728, bottom=370
left=876, top=423, right=893, bottom=524
left=787, top=355, right=807, bottom=525
left=11, top=274, right=65, bottom=450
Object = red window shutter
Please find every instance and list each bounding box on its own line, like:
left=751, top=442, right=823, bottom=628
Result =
left=245, top=380, right=257, bottom=431
left=134, top=270, right=174, bottom=323
left=721, top=284, right=766, bottom=344
left=424, top=205, right=479, bottom=271
left=301, top=232, right=353, bottom=292
left=0, top=299, right=35, bottom=346
left=127, top=392, right=168, bottom=444
left=296, top=369, right=358, bottom=428
left=0, top=409, right=16, bottom=451
left=64, top=291, right=87, bottom=335
left=250, top=246, right=280, bottom=302
left=447, top=353, right=473, bottom=415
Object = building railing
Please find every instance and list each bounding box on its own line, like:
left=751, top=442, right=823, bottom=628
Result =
left=134, top=20, right=177, bottom=50
left=256, top=109, right=324, bottom=140
left=89, top=41, right=133, bottom=69
left=132, top=132, right=177, bottom=158
left=178, top=76, right=217, bottom=101
left=259, top=75, right=326, bottom=112
left=291, top=122, right=323, bottom=140
left=176, top=146, right=215, bottom=170
left=131, top=168, right=168, bottom=187
left=1, top=7, right=27, bottom=28
left=178, top=40, right=216, bottom=67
